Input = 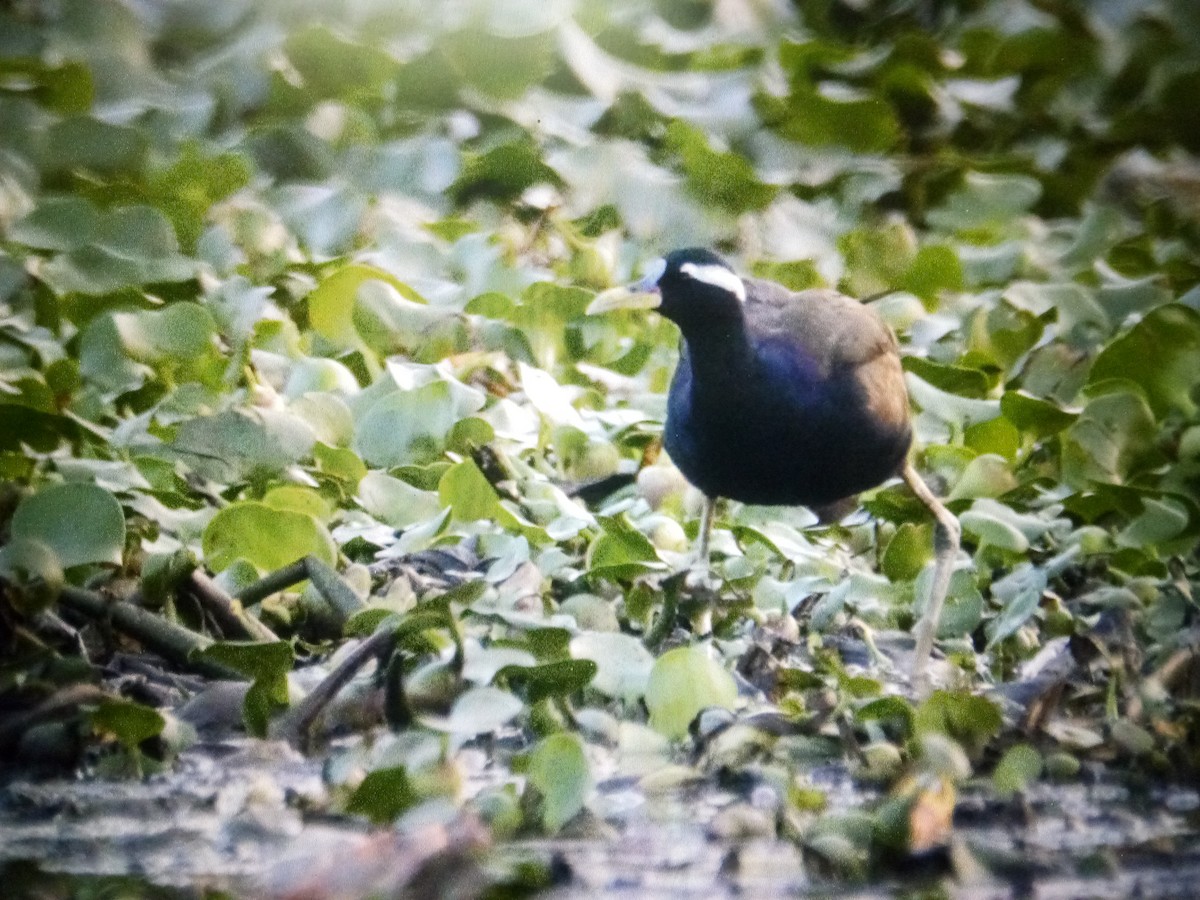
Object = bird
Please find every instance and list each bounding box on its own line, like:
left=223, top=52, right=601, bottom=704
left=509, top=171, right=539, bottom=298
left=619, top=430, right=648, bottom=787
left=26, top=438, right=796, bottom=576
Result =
left=588, top=248, right=960, bottom=690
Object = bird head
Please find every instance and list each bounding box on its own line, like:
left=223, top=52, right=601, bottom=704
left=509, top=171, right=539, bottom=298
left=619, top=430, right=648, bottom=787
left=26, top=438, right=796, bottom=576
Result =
left=587, top=248, right=747, bottom=329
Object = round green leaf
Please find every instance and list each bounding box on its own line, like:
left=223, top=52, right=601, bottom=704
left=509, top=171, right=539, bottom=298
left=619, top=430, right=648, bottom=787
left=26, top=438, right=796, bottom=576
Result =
left=645, top=645, right=738, bottom=739
left=526, top=732, right=591, bottom=833
left=11, top=482, right=126, bottom=569
left=203, top=501, right=336, bottom=573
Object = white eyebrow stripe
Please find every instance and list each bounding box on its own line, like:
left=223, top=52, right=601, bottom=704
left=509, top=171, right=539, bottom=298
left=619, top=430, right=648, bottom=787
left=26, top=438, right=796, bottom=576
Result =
left=680, top=262, right=746, bottom=302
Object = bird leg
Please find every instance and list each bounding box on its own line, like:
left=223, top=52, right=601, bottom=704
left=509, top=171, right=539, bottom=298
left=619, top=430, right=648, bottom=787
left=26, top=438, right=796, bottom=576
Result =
left=697, top=494, right=717, bottom=563
left=686, top=495, right=720, bottom=636
left=901, top=462, right=961, bottom=695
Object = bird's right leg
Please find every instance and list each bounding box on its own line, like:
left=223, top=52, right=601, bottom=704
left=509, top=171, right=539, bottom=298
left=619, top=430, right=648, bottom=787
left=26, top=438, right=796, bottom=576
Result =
left=901, top=462, right=961, bottom=695
left=687, top=494, right=719, bottom=635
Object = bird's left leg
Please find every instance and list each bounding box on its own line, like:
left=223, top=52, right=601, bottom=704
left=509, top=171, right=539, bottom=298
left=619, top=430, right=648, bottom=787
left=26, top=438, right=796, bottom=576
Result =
left=901, top=462, right=961, bottom=695
left=697, top=494, right=717, bottom=563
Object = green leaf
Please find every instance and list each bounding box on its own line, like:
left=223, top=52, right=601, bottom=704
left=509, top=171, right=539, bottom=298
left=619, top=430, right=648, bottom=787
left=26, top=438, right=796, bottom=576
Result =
left=39, top=206, right=194, bottom=295
left=899, top=245, right=964, bottom=301
left=902, top=357, right=990, bottom=398
left=345, top=767, right=418, bottom=824
left=881, top=521, right=933, bottom=582
left=449, top=138, right=562, bottom=205
left=1000, top=391, right=1078, bottom=438
left=173, top=409, right=316, bottom=483
left=570, top=631, right=655, bottom=701
left=1061, top=390, right=1163, bottom=488
left=39, top=116, right=144, bottom=175
left=203, top=502, right=336, bottom=573
left=442, top=28, right=557, bottom=100
left=111, top=302, right=217, bottom=364
left=1088, top=304, right=1200, bottom=418
left=985, top=564, right=1047, bottom=647
left=357, top=471, right=442, bottom=529
left=586, top=517, right=664, bottom=580
left=927, top=172, right=1043, bottom=234
left=9, top=196, right=100, bottom=251
left=498, top=659, right=597, bottom=703
left=285, top=26, right=398, bottom=99
left=993, top=744, right=1042, bottom=798
left=439, top=459, right=503, bottom=522
left=663, top=120, right=776, bottom=214
left=308, top=264, right=421, bottom=351
left=526, top=732, right=591, bottom=832
left=645, top=645, right=738, bottom=739
left=91, top=700, right=165, bottom=751
left=355, top=379, right=483, bottom=468
left=11, top=482, right=125, bottom=569
left=194, top=640, right=294, bottom=736
left=914, top=690, right=1002, bottom=755
left=758, top=85, right=900, bottom=153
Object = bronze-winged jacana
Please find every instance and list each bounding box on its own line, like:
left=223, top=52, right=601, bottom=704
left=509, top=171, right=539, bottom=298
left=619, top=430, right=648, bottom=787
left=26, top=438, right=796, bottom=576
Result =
left=588, top=248, right=961, bottom=690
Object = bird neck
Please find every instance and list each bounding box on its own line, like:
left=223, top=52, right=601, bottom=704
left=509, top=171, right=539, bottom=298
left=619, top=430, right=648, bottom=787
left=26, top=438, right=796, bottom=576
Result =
left=676, top=312, right=753, bottom=387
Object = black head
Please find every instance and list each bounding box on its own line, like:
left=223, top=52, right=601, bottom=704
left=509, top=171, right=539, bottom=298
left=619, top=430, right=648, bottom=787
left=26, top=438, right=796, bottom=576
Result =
left=634, top=248, right=747, bottom=328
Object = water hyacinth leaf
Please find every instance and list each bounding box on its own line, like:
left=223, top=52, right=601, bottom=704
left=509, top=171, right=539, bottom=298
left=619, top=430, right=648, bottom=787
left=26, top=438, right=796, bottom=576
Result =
left=1, top=538, right=65, bottom=621
left=881, top=521, right=933, bottom=582
left=284, top=26, right=398, bottom=100
left=663, top=120, right=776, bottom=214
left=645, top=645, right=738, bottom=739
left=525, top=732, right=591, bottom=833
left=354, top=280, right=465, bottom=360
left=758, top=85, right=900, bottom=154
left=202, top=501, right=336, bottom=573
left=345, top=767, right=417, bottom=824
left=586, top=517, right=664, bottom=580
left=39, top=206, right=195, bottom=295
left=986, top=564, right=1047, bottom=647
left=442, top=686, right=524, bottom=735
left=914, top=691, right=1002, bottom=756
left=906, top=373, right=1001, bottom=429
left=1088, top=304, right=1200, bottom=418
left=1061, top=390, right=1163, bottom=488
left=439, top=459, right=503, bottom=522
left=111, top=303, right=217, bottom=365
left=355, top=380, right=479, bottom=468
left=357, top=470, right=443, bottom=529
left=449, top=138, right=562, bottom=205
left=901, top=357, right=990, bottom=398
left=172, top=409, right=316, bottom=483
left=1116, top=497, right=1190, bottom=549
left=194, top=640, right=293, bottom=737
left=9, top=196, right=100, bottom=251
left=999, top=391, right=1078, bottom=438
left=39, top=116, right=144, bottom=175
left=11, top=482, right=126, bottom=569
left=570, top=631, right=655, bottom=701
left=442, top=28, right=558, bottom=100
left=308, top=264, right=422, bottom=351
left=993, top=744, right=1043, bottom=798
left=262, top=485, right=333, bottom=521
left=926, top=172, right=1042, bottom=234
left=899, top=245, right=964, bottom=301
left=948, top=454, right=1017, bottom=501
left=498, top=659, right=597, bottom=703
left=91, top=699, right=165, bottom=751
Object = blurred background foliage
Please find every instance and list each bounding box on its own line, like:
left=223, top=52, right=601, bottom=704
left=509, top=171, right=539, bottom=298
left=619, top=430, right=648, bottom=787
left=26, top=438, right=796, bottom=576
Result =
left=2, top=0, right=1200, bottom=883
